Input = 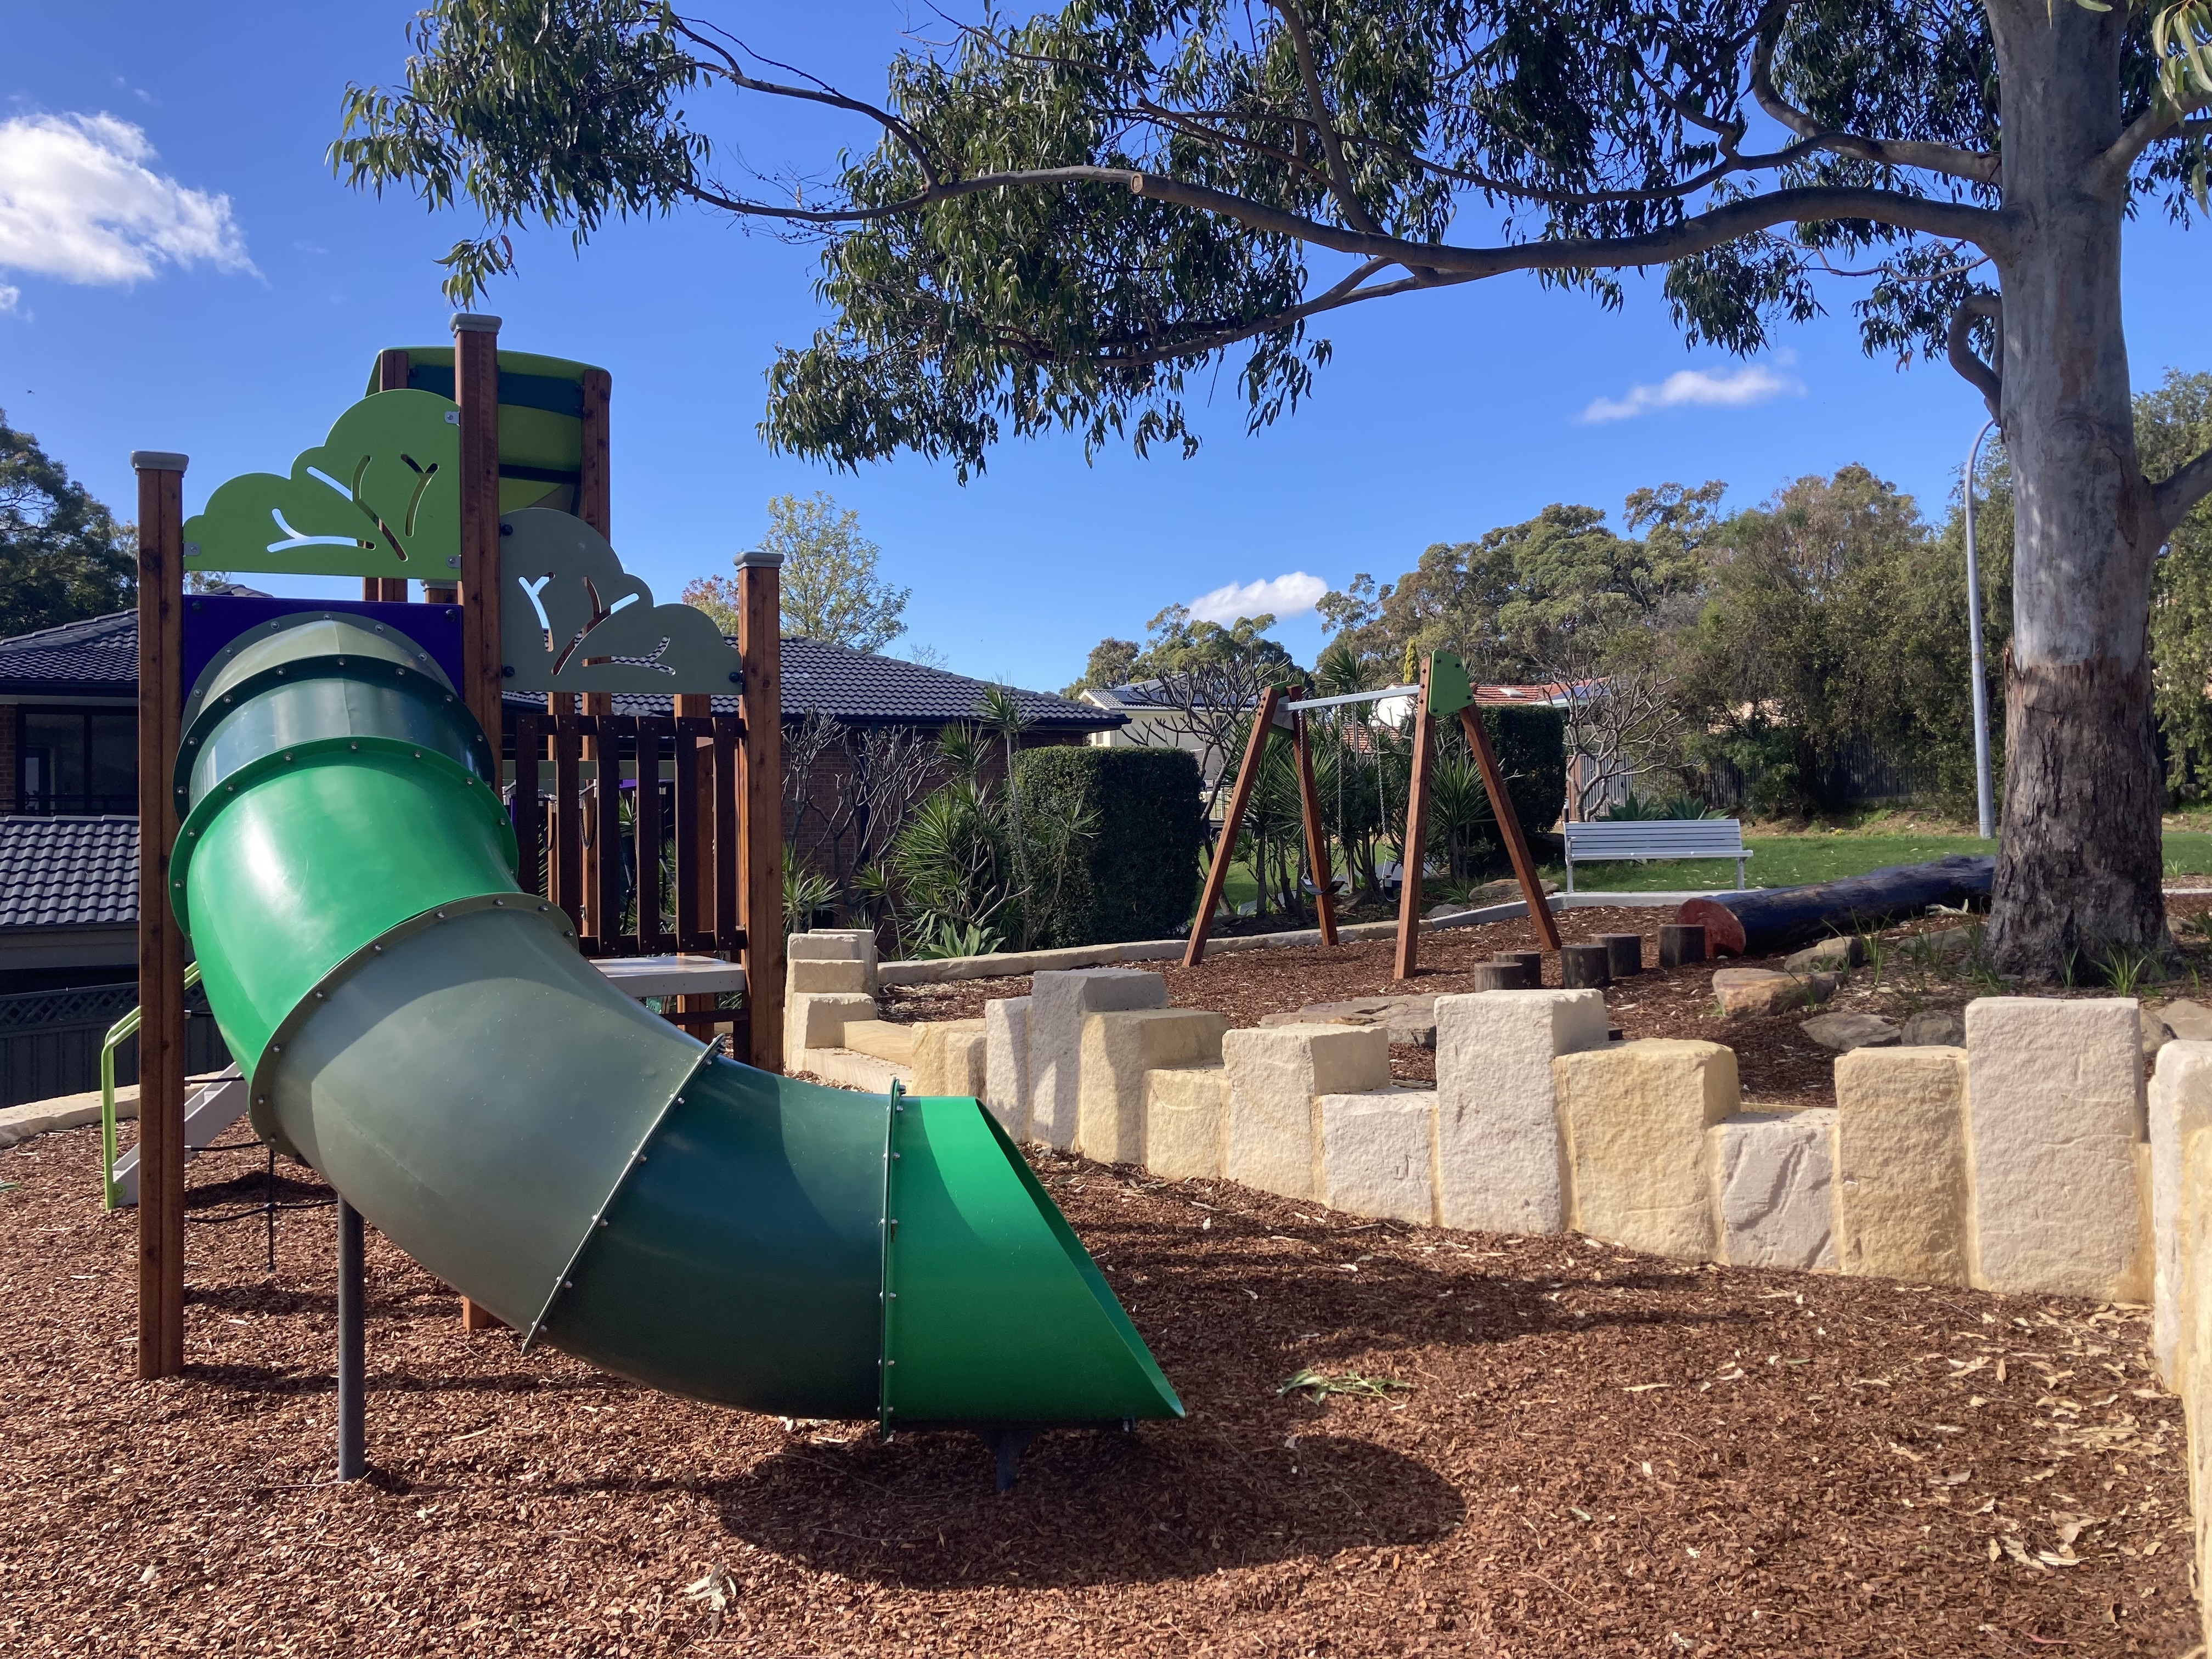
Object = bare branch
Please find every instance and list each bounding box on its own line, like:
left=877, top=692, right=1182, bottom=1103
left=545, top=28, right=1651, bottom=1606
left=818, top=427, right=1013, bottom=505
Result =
left=1750, top=2, right=2001, bottom=185
left=2155, top=444, right=2212, bottom=539
left=1946, top=295, right=2003, bottom=422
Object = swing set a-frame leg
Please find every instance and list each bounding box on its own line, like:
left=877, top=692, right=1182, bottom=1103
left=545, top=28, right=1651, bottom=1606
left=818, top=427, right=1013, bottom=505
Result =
left=1393, top=661, right=1439, bottom=981
left=1184, top=684, right=1285, bottom=968
left=1291, top=708, right=1338, bottom=947
left=1458, top=707, right=1562, bottom=952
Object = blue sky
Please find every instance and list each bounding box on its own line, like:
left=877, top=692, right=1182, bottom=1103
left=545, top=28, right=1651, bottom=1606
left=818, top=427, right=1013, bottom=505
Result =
left=5, top=3, right=2207, bottom=693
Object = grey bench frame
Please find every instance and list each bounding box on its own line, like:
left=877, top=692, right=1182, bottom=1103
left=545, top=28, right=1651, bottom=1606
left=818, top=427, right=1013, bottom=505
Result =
left=1560, top=817, right=1750, bottom=893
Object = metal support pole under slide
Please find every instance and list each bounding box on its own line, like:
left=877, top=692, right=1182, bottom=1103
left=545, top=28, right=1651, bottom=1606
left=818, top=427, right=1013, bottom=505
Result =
left=337, top=1197, right=365, bottom=1481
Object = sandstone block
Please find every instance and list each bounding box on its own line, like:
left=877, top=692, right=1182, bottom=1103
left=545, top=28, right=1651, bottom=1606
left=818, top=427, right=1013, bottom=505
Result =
left=912, top=1019, right=988, bottom=1098
left=1556, top=1039, right=1739, bottom=1260
left=1077, top=1008, right=1229, bottom=1165
left=1784, top=936, right=1866, bottom=974
left=1833, top=1045, right=1971, bottom=1284
left=1713, top=968, right=1836, bottom=1017
left=2151, top=1042, right=2212, bottom=1381
left=805, top=1048, right=910, bottom=1093
left=788, top=929, right=878, bottom=975
left=1224, top=1023, right=1392, bottom=1201
left=1966, top=997, right=2148, bottom=1301
left=1322, top=1089, right=1438, bottom=1226
left=1259, top=994, right=1437, bottom=1047
left=788, top=955, right=872, bottom=996
left=1899, top=1011, right=1963, bottom=1047
left=1711, top=1108, right=1837, bottom=1269
left=2176, top=1125, right=2212, bottom=1554
left=839, top=1019, right=921, bottom=1066
left=2157, top=999, right=2212, bottom=1043
left=1028, top=969, right=1168, bottom=1150
left=786, top=991, right=875, bottom=1060
left=1144, top=1066, right=1230, bottom=1181
left=1432, top=989, right=1610, bottom=1235
left=1800, top=1011, right=1900, bottom=1053
left=983, top=996, right=1032, bottom=1141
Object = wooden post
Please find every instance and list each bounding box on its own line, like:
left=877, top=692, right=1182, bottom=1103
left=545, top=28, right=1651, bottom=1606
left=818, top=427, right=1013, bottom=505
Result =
left=452, top=314, right=503, bottom=744
left=673, top=693, right=716, bottom=1032
left=1183, top=685, right=1282, bottom=968
left=1290, top=704, right=1338, bottom=946
left=132, top=450, right=188, bottom=1379
left=735, top=550, right=783, bottom=1071
left=578, top=368, right=611, bottom=538
left=1393, top=662, right=1438, bottom=981
left=1456, top=707, right=1563, bottom=952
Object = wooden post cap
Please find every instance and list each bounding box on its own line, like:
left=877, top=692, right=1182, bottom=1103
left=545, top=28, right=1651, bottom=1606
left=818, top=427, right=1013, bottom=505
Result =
left=735, top=547, right=785, bottom=568
left=449, top=313, right=503, bottom=334
left=129, top=451, right=189, bottom=472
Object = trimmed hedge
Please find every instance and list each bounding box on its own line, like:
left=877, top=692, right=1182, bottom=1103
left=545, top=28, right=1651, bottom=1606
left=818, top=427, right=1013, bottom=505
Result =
left=1013, top=745, right=1206, bottom=947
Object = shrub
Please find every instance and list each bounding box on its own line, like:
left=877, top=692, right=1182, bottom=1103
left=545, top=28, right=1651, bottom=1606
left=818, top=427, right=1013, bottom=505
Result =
left=1477, top=704, right=1568, bottom=843
left=1013, top=745, right=1206, bottom=946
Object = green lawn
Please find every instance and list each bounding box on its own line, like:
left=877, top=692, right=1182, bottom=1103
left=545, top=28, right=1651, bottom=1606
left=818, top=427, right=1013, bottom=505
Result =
left=1216, top=830, right=2212, bottom=910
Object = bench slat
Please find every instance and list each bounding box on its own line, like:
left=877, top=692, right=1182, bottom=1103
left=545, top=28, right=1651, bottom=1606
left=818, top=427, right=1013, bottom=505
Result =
left=1564, top=820, right=1746, bottom=857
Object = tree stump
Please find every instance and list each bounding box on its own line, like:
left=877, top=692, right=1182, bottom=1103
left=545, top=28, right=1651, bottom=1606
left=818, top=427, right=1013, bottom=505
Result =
left=1469, top=963, right=1520, bottom=993
left=1659, top=923, right=1707, bottom=969
left=1497, top=950, right=1543, bottom=989
left=1561, top=943, right=1612, bottom=989
left=1599, top=933, right=1644, bottom=977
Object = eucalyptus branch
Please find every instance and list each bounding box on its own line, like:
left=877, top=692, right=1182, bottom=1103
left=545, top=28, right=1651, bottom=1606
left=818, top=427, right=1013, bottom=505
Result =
left=2155, top=444, right=2212, bottom=538
left=2095, top=86, right=2212, bottom=194
left=1946, top=294, right=2004, bottom=422
left=1266, top=0, right=1387, bottom=240
left=1750, top=2, right=2001, bottom=185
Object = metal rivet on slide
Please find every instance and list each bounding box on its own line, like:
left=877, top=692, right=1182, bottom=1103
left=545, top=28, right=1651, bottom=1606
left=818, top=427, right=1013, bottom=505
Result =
left=269, top=1045, right=281, bottom=1054
left=492, top=898, right=504, bottom=907
left=434, top=911, right=446, bottom=921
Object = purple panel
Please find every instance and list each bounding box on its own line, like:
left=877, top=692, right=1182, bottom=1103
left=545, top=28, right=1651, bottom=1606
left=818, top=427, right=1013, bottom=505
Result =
left=179, top=594, right=466, bottom=700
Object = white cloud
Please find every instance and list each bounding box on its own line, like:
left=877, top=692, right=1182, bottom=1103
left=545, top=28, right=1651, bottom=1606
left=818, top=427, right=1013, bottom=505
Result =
left=0, top=112, right=254, bottom=288
left=0, top=284, right=18, bottom=315
left=1187, top=571, right=1329, bottom=626
left=1579, top=360, right=1803, bottom=424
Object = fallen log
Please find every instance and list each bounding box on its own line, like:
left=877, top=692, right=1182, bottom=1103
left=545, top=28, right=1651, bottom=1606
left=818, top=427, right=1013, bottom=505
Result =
left=1676, top=855, right=1995, bottom=957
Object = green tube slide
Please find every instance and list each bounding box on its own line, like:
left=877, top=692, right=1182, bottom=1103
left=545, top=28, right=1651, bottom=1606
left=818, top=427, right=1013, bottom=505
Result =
left=171, top=612, right=1180, bottom=1434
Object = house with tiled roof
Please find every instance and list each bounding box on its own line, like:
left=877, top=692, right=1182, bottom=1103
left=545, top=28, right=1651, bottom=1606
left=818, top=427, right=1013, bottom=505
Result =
left=0, top=608, right=1122, bottom=962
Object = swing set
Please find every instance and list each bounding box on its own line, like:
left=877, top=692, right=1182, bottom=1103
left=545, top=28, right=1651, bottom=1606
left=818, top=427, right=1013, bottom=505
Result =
left=1183, top=650, right=1562, bottom=975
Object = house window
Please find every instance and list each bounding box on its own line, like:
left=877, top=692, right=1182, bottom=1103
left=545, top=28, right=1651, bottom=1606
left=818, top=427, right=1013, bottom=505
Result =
left=18, top=710, right=136, bottom=814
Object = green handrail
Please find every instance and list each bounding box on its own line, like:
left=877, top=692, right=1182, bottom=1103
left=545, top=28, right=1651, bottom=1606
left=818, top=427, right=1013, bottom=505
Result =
left=100, top=963, right=201, bottom=1210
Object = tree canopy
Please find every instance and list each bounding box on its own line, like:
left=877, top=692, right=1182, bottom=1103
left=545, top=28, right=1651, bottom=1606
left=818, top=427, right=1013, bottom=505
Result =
left=337, top=0, right=2210, bottom=479
left=684, top=490, right=910, bottom=652
left=335, top=0, right=2212, bottom=969
left=1, top=410, right=136, bottom=639
left=1065, top=603, right=1300, bottom=695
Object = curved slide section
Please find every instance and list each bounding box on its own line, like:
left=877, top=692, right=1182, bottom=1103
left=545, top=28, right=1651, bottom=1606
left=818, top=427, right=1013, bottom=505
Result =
left=171, top=612, right=1180, bottom=1427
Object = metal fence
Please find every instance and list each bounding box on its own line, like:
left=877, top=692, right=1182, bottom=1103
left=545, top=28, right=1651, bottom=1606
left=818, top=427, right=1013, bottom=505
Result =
left=0, top=983, right=232, bottom=1109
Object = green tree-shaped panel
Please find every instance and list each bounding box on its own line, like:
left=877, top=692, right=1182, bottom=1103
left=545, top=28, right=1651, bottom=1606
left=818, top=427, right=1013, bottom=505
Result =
left=183, top=390, right=460, bottom=579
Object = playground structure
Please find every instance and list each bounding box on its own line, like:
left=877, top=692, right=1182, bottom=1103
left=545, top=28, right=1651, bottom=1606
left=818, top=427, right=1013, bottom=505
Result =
left=125, top=317, right=1180, bottom=1482
left=1185, top=648, right=1561, bottom=973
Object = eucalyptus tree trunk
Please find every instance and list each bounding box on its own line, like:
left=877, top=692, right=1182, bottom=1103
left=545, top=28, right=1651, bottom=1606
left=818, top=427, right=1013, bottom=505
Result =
left=1983, top=0, right=2171, bottom=977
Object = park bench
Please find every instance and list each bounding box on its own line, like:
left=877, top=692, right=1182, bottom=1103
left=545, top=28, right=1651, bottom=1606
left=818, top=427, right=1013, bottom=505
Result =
left=1561, top=817, right=1750, bottom=893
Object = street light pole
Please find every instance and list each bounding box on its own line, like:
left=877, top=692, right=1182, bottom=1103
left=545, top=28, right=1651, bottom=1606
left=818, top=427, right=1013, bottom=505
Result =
left=1963, top=417, right=1998, bottom=842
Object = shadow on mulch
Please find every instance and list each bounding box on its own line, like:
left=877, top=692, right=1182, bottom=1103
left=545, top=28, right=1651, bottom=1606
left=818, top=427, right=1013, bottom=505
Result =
left=710, top=1429, right=1464, bottom=1590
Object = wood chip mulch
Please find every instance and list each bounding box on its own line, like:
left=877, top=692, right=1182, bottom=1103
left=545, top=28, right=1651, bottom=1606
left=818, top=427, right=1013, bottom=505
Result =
left=1, top=1123, right=2196, bottom=1656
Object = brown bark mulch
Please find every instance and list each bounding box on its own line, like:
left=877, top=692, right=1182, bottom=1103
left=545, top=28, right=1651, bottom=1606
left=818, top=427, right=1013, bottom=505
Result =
left=1, top=1124, right=2195, bottom=1656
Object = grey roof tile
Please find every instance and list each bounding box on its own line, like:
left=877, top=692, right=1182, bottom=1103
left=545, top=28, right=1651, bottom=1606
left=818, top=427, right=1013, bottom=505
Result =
left=0, top=816, right=138, bottom=929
